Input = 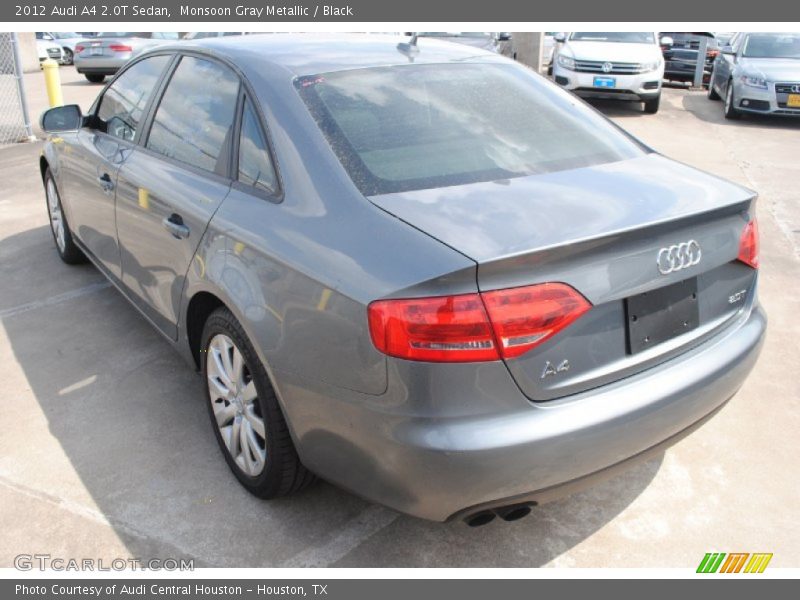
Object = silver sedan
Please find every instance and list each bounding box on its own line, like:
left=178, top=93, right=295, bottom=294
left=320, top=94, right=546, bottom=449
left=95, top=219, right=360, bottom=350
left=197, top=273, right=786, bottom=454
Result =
left=73, top=32, right=180, bottom=83
left=709, top=31, right=800, bottom=118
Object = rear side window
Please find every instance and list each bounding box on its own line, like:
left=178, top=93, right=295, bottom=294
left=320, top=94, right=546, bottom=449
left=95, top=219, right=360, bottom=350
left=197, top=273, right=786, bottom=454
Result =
left=146, top=56, right=240, bottom=174
left=237, top=98, right=278, bottom=194
left=297, top=63, right=645, bottom=196
left=96, top=54, right=170, bottom=141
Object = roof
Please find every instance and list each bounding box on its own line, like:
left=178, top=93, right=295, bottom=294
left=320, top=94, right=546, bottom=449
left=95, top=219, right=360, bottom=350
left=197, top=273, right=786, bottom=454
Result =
left=167, top=33, right=506, bottom=78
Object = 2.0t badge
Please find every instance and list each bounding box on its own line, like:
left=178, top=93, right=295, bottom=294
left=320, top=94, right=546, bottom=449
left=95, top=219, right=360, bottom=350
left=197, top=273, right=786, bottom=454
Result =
left=657, top=240, right=702, bottom=275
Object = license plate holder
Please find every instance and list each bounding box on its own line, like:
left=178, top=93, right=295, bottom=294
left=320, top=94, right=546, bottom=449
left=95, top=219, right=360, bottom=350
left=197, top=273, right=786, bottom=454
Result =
left=625, top=278, right=699, bottom=354
left=90, top=46, right=103, bottom=56
left=787, top=94, right=800, bottom=108
left=593, top=76, right=616, bottom=88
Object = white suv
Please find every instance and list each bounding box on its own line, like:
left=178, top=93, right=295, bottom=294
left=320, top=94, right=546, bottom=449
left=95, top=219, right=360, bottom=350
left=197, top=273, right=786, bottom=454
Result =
left=552, top=32, right=666, bottom=113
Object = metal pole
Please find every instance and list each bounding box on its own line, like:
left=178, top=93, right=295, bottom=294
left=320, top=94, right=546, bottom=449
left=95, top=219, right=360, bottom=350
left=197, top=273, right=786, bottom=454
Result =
left=693, top=36, right=708, bottom=89
left=10, top=33, right=35, bottom=141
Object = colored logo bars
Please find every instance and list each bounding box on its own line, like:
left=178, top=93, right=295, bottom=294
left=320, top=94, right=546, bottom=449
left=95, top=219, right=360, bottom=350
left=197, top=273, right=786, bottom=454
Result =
left=697, top=552, right=773, bottom=573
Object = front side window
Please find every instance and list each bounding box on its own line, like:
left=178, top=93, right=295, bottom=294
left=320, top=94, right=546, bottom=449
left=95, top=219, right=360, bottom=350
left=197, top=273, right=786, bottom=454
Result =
left=146, top=56, right=240, bottom=174
left=96, top=54, right=170, bottom=141
left=297, top=63, right=645, bottom=196
left=238, top=98, right=278, bottom=194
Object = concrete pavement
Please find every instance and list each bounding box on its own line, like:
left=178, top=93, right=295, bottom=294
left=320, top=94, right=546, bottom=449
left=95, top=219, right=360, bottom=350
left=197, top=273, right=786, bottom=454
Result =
left=22, top=64, right=104, bottom=137
left=0, top=87, right=798, bottom=568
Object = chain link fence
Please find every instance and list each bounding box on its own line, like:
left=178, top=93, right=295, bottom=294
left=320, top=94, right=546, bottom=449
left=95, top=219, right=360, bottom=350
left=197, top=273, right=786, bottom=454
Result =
left=0, top=32, right=34, bottom=145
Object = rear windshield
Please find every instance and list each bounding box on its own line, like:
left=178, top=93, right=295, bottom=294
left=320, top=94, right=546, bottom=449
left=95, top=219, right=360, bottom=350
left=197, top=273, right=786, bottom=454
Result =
left=296, top=63, right=645, bottom=196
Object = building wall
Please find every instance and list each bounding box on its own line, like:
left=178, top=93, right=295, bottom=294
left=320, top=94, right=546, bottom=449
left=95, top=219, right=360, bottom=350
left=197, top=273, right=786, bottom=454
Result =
left=17, top=32, right=41, bottom=73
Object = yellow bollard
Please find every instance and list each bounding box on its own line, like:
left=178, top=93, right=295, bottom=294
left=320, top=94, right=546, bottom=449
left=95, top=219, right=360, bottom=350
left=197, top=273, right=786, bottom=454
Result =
left=42, top=58, right=63, bottom=108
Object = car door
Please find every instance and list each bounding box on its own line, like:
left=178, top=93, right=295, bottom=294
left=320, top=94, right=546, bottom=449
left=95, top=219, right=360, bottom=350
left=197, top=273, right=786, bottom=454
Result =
left=58, top=54, right=172, bottom=278
left=114, top=54, right=240, bottom=339
left=715, top=33, right=741, bottom=95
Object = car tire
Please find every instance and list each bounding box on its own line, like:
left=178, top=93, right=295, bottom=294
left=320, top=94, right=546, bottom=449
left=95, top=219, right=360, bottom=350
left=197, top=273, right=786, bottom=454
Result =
left=85, top=73, right=105, bottom=83
left=643, top=94, right=661, bottom=114
left=44, top=169, right=86, bottom=265
left=202, top=307, right=316, bottom=499
left=62, top=48, right=73, bottom=65
left=708, top=82, right=721, bottom=100
left=724, top=80, right=741, bottom=119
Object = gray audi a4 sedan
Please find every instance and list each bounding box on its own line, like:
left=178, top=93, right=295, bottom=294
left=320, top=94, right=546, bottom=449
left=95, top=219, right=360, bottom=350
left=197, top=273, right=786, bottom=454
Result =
left=38, top=34, right=765, bottom=525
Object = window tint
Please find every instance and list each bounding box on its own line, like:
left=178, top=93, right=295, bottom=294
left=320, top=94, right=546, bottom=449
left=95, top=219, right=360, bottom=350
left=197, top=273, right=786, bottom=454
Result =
left=297, top=63, right=644, bottom=196
left=147, top=56, right=240, bottom=174
left=238, top=98, right=278, bottom=194
left=96, top=54, right=170, bottom=141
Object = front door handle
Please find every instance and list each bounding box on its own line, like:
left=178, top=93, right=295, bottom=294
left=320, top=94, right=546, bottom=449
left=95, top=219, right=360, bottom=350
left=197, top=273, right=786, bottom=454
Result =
left=162, top=213, right=190, bottom=239
left=97, top=172, right=114, bottom=193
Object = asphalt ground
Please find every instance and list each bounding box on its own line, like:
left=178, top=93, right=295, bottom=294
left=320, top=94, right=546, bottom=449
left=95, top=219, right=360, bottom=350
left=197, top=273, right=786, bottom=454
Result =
left=0, top=68, right=798, bottom=567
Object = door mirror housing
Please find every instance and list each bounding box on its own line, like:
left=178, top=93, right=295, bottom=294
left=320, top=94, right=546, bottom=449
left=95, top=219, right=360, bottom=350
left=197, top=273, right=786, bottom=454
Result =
left=553, top=32, right=566, bottom=43
left=40, top=104, right=83, bottom=133
left=659, top=36, right=674, bottom=47
left=721, top=44, right=734, bottom=55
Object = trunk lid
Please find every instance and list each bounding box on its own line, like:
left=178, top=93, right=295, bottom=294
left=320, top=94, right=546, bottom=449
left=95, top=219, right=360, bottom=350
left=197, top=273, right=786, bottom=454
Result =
left=369, top=154, right=758, bottom=401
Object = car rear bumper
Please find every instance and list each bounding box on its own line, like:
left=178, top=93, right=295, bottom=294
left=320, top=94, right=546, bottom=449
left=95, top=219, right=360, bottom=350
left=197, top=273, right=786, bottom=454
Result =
left=284, top=301, right=765, bottom=522
left=554, top=66, right=662, bottom=100
left=74, top=56, right=128, bottom=74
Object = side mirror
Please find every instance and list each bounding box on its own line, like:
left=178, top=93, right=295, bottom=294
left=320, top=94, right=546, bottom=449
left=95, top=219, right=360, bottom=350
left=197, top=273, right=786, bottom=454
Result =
left=721, top=44, right=734, bottom=55
left=554, top=32, right=566, bottom=43
left=40, top=104, right=83, bottom=132
left=659, top=36, right=674, bottom=47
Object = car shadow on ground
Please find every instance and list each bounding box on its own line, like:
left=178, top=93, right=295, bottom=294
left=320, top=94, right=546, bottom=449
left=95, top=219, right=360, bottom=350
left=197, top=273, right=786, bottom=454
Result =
left=583, top=98, right=653, bottom=119
left=1, top=158, right=663, bottom=567
left=682, top=92, right=800, bottom=130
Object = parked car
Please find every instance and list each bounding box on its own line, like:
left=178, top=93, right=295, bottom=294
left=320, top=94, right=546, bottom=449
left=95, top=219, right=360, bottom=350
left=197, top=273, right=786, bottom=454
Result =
left=38, top=35, right=765, bottom=525
left=36, top=32, right=84, bottom=65
left=660, top=32, right=720, bottom=86
left=36, top=38, right=63, bottom=64
left=714, top=32, right=736, bottom=47
left=708, top=32, right=800, bottom=118
left=552, top=32, right=666, bottom=113
left=412, top=32, right=511, bottom=53
left=544, top=32, right=562, bottom=74
left=73, top=32, right=181, bottom=82
left=182, top=32, right=251, bottom=39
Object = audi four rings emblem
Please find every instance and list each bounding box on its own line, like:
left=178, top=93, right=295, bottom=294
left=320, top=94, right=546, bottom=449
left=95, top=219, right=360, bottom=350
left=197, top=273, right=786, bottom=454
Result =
left=791, top=84, right=800, bottom=93
left=657, top=240, right=702, bottom=275
left=602, top=62, right=613, bottom=73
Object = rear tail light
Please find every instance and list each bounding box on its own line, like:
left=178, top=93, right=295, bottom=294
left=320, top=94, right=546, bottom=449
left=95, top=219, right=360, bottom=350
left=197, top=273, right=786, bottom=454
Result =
left=75, top=44, right=85, bottom=54
left=109, top=44, right=133, bottom=53
left=737, top=218, right=759, bottom=269
left=482, top=283, right=592, bottom=359
left=368, top=283, right=591, bottom=363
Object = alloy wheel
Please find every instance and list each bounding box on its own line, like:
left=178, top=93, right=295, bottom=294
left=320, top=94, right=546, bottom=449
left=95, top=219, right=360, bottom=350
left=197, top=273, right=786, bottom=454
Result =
left=46, top=178, right=66, bottom=253
left=207, top=333, right=267, bottom=476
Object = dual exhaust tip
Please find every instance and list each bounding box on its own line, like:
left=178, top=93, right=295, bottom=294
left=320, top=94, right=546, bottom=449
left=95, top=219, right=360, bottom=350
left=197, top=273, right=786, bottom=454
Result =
left=464, top=503, right=534, bottom=527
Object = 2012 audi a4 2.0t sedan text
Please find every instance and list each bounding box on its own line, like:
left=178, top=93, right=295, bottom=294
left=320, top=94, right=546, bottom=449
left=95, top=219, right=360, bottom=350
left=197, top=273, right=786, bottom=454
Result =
left=38, top=34, right=766, bottom=525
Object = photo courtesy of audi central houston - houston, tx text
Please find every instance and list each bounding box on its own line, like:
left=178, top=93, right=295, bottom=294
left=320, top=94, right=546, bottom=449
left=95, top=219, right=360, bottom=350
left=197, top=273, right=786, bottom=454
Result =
left=0, top=8, right=798, bottom=586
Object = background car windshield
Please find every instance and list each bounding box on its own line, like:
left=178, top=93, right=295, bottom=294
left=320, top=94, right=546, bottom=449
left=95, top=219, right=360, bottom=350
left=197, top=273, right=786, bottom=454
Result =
left=53, top=32, right=80, bottom=39
left=569, top=32, right=655, bottom=44
left=297, top=63, right=645, bottom=196
left=741, top=33, right=800, bottom=58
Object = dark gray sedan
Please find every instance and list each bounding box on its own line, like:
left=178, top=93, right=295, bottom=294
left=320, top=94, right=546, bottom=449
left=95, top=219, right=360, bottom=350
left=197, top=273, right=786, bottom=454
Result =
left=39, top=34, right=765, bottom=525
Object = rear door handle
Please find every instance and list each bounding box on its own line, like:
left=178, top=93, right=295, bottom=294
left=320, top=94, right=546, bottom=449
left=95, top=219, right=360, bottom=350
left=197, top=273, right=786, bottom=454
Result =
left=162, top=213, right=190, bottom=239
left=97, top=172, right=114, bottom=193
